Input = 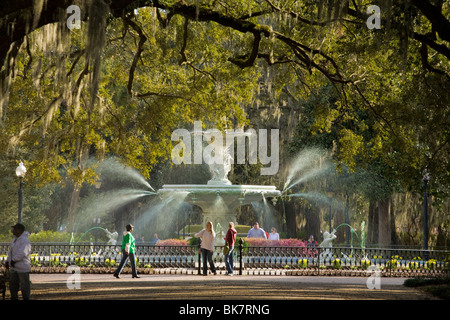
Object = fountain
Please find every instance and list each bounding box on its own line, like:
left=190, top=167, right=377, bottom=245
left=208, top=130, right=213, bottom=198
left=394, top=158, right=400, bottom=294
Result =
left=335, top=222, right=367, bottom=249
left=159, top=184, right=280, bottom=228
left=85, top=143, right=333, bottom=243
left=71, top=227, right=118, bottom=245
left=215, top=222, right=225, bottom=246
left=318, top=229, right=337, bottom=262
left=158, top=130, right=281, bottom=228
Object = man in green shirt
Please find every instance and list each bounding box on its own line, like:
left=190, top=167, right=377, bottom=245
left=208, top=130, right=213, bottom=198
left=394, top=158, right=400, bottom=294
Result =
left=114, top=224, right=140, bottom=278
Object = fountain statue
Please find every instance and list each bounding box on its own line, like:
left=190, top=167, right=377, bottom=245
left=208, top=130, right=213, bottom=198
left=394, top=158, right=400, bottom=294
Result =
left=319, top=229, right=336, bottom=262
left=205, top=144, right=233, bottom=185
left=159, top=129, right=281, bottom=228
left=105, top=229, right=118, bottom=245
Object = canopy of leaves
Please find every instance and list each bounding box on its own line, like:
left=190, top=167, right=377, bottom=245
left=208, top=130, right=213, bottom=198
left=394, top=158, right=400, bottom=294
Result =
left=0, top=0, right=448, bottom=233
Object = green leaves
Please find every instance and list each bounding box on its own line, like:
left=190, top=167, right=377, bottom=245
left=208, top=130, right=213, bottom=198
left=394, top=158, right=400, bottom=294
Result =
left=0, top=0, right=448, bottom=235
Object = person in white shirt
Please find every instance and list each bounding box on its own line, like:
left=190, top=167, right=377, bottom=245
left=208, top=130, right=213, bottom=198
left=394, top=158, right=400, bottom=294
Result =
left=268, top=227, right=280, bottom=240
left=6, top=223, right=31, bottom=300
left=194, top=221, right=217, bottom=276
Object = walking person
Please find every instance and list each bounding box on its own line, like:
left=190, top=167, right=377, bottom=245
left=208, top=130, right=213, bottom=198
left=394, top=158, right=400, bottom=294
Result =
left=6, top=223, right=31, bottom=300
left=194, top=221, right=217, bottom=276
left=224, top=222, right=237, bottom=276
left=114, top=224, right=140, bottom=279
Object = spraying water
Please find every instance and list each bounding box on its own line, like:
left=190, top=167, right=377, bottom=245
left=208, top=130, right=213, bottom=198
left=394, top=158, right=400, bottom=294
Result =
left=133, top=190, right=190, bottom=238
left=100, top=157, right=155, bottom=192
left=73, top=157, right=157, bottom=231
left=283, top=148, right=331, bottom=193
left=287, top=192, right=344, bottom=211
left=211, top=193, right=227, bottom=216
left=335, top=223, right=360, bottom=247
left=74, top=188, right=155, bottom=230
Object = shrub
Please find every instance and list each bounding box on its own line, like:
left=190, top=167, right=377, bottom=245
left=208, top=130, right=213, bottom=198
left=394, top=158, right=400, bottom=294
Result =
left=387, top=259, right=399, bottom=269
left=105, top=259, right=116, bottom=267
left=298, top=258, right=308, bottom=268
left=332, top=258, right=342, bottom=270
left=361, top=259, right=371, bottom=270
left=426, top=259, right=437, bottom=270
left=75, top=257, right=86, bottom=266
left=404, top=276, right=450, bottom=299
left=0, top=232, right=12, bottom=242
left=30, top=253, right=41, bottom=266
left=404, top=276, right=450, bottom=287
left=179, top=225, right=203, bottom=234
left=29, top=231, right=72, bottom=242
left=235, top=225, right=251, bottom=234
left=50, top=253, right=61, bottom=266
left=188, top=237, right=200, bottom=246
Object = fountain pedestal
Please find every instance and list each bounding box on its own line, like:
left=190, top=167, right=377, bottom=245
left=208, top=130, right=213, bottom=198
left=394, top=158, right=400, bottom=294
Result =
left=159, top=183, right=280, bottom=228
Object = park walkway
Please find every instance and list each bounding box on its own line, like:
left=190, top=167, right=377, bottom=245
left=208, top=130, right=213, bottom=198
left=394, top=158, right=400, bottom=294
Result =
left=26, top=272, right=437, bottom=300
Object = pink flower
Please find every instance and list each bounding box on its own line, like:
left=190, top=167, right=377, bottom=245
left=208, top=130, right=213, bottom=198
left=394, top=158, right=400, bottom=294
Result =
left=245, top=238, right=306, bottom=247
left=157, top=239, right=189, bottom=246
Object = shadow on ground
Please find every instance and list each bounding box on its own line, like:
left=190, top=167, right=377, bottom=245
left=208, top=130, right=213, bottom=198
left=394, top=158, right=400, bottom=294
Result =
left=26, top=274, right=438, bottom=300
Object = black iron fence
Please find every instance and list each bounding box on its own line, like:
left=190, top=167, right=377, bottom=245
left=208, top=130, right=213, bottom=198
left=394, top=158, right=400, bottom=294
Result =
left=1, top=242, right=449, bottom=276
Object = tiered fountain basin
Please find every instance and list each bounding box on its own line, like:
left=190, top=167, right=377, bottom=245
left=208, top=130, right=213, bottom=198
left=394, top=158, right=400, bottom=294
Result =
left=158, top=184, right=281, bottom=228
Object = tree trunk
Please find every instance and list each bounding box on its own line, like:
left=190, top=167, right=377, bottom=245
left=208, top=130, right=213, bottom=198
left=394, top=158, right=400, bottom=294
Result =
left=368, top=200, right=378, bottom=244
left=390, top=199, right=398, bottom=246
left=305, top=206, right=320, bottom=242
left=378, top=197, right=392, bottom=246
left=284, top=200, right=297, bottom=238
left=66, top=186, right=81, bottom=233
left=334, top=206, right=344, bottom=243
left=66, top=142, right=90, bottom=232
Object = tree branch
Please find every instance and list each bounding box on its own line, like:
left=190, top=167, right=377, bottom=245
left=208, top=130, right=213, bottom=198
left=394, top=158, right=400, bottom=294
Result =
left=179, top=17, right=189, bottom=65
left=123, top=16, right=147, bottom=96
left=413, top=32, right=450, bottom=60
left=411, top=0, right=450, bottom=42
left=228, top=31, right=262, bottom=68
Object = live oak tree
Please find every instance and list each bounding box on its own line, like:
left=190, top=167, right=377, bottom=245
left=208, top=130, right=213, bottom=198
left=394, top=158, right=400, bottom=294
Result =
left=0, top=1, right=448, bottom=237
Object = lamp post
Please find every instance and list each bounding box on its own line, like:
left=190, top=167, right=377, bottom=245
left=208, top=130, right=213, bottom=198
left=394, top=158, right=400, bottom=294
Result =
left=94, top=179, right=102, bottom=247
left=15, top=162, right=26, bottom=224
left=93, top=217, right=101, bottom=245
left=422, top=172, right=430, bottom=251
left=345, top=192, right=350, bottom=247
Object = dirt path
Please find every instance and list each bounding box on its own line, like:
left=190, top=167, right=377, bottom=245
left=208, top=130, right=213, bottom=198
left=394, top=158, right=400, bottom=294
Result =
left=26, top=273, right=437, bottom=300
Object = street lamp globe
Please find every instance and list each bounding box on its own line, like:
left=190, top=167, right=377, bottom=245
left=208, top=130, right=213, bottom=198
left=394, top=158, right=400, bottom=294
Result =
left=16, top=162, right=27, bottom=178
left=16, top=161, right=26, bottom=224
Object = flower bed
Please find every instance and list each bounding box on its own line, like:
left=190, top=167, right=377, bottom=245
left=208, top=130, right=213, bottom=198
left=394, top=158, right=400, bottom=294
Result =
left=244, top=238, right=306, bottom=247
left=156, top=239, right=189, bottom=246
left=152, top=239, right=196, bottom=255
